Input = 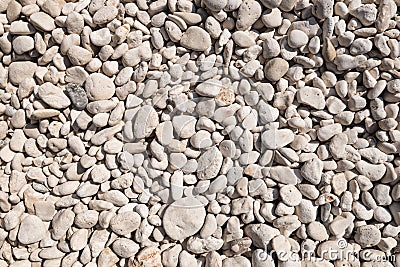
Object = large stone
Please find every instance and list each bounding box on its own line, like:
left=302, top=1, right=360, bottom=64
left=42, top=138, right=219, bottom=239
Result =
left=180, top=26, right=212, bottom=51
left=18, top=215, right=46, bottom=244
left=163, top=197, right=206, bottom=240
left=132, top=105, right=159, bottom=139
left=85, top=73, right=115, bottom=101
left=8, top=61, right=37, bottom=85
left=197, top=147, right=223, bottom=180
left=297, top=86, right=325, bottom=110
left=38, top=82, right=71, bottom=109
left=264, top=58, right=289, bottom=82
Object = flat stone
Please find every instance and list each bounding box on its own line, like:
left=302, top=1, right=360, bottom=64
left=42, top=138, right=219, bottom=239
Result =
left=297, top=86, right=325, bottom=110
left=29, top=12, right=55, bottom=31
left=38, top=82, right=71, bottom=109
left=268, top=166, right=298, bottom=184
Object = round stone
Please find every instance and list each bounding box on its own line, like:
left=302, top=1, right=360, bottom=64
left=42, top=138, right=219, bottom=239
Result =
left=264, top=58, right=289, bottom=82
left=288, top=29, right=309, bottom=48
left=112, top=238, right=140, bottom=258
left=180, top=26, right=212, bottom=51
left=85, top=73, right=115, bottom=101
left=163, top=197, right=206, bottom=240
left=280, top=185, right=302, bottom=206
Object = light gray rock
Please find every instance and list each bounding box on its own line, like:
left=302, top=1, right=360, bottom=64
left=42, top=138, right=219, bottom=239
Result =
left=262, top=128, right=294, bottom=149
left=268, top=166, right=298, bottom=184
left=18, top=215, right=46, bottom=244
left=85, top=73, right=115, bottom=101
left=280, top=185, right=302, bottom=206
left=30, top=12, right=55, bottom=31
left=112, top=238, right=140, bottom=258
left=93, top=6, right=118, bottom=24
left=288, top=30, right=309, bottom=48
left=180, top=26, right=212, bottom=51
left=12, top=36, right=34, bottom=54
left=38, top=82, right=71, bottom=109
left=245, top=224, right=280, bottom=248
left=297, top=87, right=325, bottom=110
left=132, top=105, right=159, bottom=139
left=301, top=158, right=324, bottom=185
left=236, top=0, right=262, bottom=30
left=110, top=211, right=141, bottom=235
left=163, top=197, right=206, bottom=240
left=197, top=147, right=223, bottom=180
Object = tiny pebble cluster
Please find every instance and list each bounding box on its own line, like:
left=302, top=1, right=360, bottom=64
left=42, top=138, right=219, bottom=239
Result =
left=1, top=0, right=400, bottom=266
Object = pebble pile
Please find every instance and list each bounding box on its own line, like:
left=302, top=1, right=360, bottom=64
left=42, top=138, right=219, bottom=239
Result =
left=1, top=0, right=400, bottom=266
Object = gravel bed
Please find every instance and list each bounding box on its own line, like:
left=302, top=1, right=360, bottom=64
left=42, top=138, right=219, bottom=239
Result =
left=0, top=0, right=400, bottom=266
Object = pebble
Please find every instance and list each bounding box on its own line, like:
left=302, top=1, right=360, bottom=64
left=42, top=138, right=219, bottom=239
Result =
left=236, top=0, right=262, bottom=31
left=67, top=46, right=92, bottom=66
left=37, top=82, right=71, bottom=109
left=12, top=36, right=34, bottom=54
left=288, top=30, right=309, bottom=48
left=17, top=215, right=46, bottom=245
left=355, top=225, right=382, bottom=248
left=180, top=26, right=212, bottom=51
left=29, top=12, right=55, bottom=31
left=110, top=211, right=141, bottom=235
left=93, top=6, right=118, bottom=24
left=268, top=166, right=298, bottom=184
left=280, top=185, right=302, bottom=206
left=197, top=147, right=223, bottom=180
left=301, top=158, right=324, bottom=185
left=203, top=0, right=228, bottom=11
left=163, top=197, right=206, bottom=240
left=264, top=58, right=289, bottom=82
left=245, top=224, right=280, bottom=248
left=85, top=73, right=115, bottom=101
left=112, top=238, right=140, bottom=258
left=65, top=83, right=88, bottom=110
left=8, top=61, right=37, bottom=85
left=132, top=105, right=159, bottom=139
